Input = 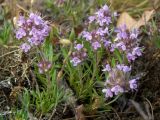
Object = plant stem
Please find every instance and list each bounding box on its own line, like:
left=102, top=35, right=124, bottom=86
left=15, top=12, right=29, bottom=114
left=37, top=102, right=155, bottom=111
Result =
left=57, top=44, right=73, bottom=85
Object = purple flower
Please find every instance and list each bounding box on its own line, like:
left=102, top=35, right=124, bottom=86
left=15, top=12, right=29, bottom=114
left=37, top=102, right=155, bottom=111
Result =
left=102, top=4, right=109, bottom=11
left=94, top=5, right=112, bottom=26
left=102, top=64, right=111, bottom=72
left=34, top=16, right=43, bottom=26
left=82, top=52, right=87, bottom=57
left=111, top=85, right=124, bottom=95
left=81, top=31, right=92, bottom=41
left=16, top=28, right=26, bottom=40
left=96, top=27, right=109, bottom=36
left=96, top=28, right=105, bottom=36
left=132, top=47, right=142, bottom=56
left=15, top=13, right=50, bottom=49
left=97, top=16, right=111, bottom=26
left=88, top=16, right=95, bottom=23
left=130, top=29, right=139, bottom=39
left=104, top=16, right=112, bottom=25
left=20, top=43, right=31, bottom=53
left=70, top=57, right=81, bottom=66
left=129, top=79, right=137, bottom=90
left=17, top=16, right=26, bottom=27
left=80, top=4, right=143, bottom=99
left=74, top=44, right=83, bottom=51
left=115, top=25, right=128, bottom=40
left=103, top=39, right=111, bottom=47
left=127, top=53, right=136, bottom=61
left=116, top=64, right=123, bottom=70
left=122, top=65, right=131, bottom=72
left=95, top=9, right=104, bottom=18
left=71, top=44, right=87, bottom=67
left=29, top=27, right=36, bottom=36
left=116, top=42, right=126, bottom=51
left=38, top=61, right=52, bottom=74
left=29, top=13, right=43, bottom=25
left=102, top=88, right=113, bottom=98
left=116, top=64, right=131, bottom=72
left=110, top=44, right=116, bottom=52
left=26, top=19, right=32, bottom=26
left=92, top=41, right=101, bottom=50
left=104, top=27, right=109, bottom=34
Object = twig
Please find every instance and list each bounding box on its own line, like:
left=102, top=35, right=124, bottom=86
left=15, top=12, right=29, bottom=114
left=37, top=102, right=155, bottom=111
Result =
left=16, top=4, right=29, bottom=13
left=0, top=49, right=19, bottom=58
left=0, top=111, right=12, bottom=116
left=0, top=100, right=5, bottom=106
left=39, top=113, right=43, bottom=120
left=111, top=108, right=121, bottom=120
left=130, top=99, right=149, bottom=120
left=145, top=98, right=154, bottom=120
left=48, top=109, right=56, bottom=120
left=136, top=0, right=148, bottom=8
left=57, top=44, right=73, bottom=83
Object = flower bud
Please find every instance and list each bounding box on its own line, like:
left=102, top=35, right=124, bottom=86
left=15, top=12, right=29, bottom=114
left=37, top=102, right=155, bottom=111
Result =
left=13, top=17, right=17, bottom=28
left=31, top=0, right=35, bottom=5
left=59, top=39, right=71, bottom=46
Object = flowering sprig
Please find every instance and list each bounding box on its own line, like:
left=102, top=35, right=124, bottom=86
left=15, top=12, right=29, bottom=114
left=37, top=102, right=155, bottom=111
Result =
left=70, top=43, right=87, bottom=66
left=80, top=4, right=114, bottom=51
left=102, top=64, right=139, bottom=98
left=15, top=13, right=50, bottom=52
left=114, top=25, right=143, bottom=62
left=38, top=60, right=52, bottom=74
left=70, top=4, right=144, bottom=98
left=88, top=5, right=112, bottom=26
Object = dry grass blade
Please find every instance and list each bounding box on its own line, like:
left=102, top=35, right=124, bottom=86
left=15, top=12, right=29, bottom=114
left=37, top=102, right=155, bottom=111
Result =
left=130, top=100, right=149, bottom=120
left=145, top=98, right=154, bottom=120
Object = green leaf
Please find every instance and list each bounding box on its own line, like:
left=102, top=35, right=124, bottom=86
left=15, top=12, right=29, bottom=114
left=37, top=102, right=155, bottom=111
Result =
left=69, top=28, right=75, bottom=41
left=114, top=49, right=122, bottom=63
left=111, top=57, right=116, bottom=67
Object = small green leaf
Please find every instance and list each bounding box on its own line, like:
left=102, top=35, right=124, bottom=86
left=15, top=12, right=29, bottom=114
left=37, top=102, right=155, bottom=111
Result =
left=69, top=28, right=75, bottom=41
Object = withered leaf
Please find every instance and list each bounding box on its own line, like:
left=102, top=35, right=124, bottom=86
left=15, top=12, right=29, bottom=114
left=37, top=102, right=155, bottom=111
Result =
left=117, top=10, right=155, bottom=30
left=75, top=105, right=86, bottom=120
left=117, top=12, right=137, bottom=30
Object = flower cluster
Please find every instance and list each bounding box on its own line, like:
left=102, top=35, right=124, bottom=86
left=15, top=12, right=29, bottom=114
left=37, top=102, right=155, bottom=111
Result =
left=38, top=60, right=52, bottom=74
left=114, top=25, right=142, bottom=62
left=80, top=4, right=143, bottom=58
left=70, top=5, right=116, bottom=66
left=88, top=5, right=112, bottom=26
left=102, top=64, right=139, bottom=98
left=16, top=13, right=50, bottom=52
left=73, top=4, right=143, bottom=98
left=81, top=5, right=113, bottom=51
left=101, top=26, right=142, bottom=98
left=70, top=43, right=87, bottom=66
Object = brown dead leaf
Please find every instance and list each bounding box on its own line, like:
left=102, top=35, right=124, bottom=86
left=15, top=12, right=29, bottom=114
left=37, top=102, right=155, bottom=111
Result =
left=117, top=12, right=137, bottom=30
left=117, top=10, right=155, bottom=30
left=136, top=10, right=155, bottom=29
left=151, top=0, right=160, bottom=9
left=75, top=105, right=86, bottom=120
